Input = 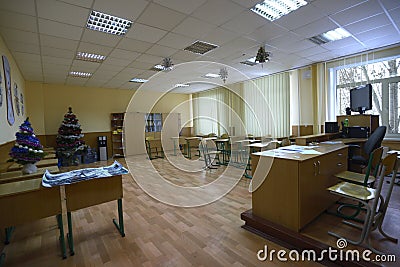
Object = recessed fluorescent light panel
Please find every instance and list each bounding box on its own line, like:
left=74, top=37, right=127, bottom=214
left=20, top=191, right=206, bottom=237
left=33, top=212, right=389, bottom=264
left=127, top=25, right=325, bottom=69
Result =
left=76, top=52, right=106, bottom=63
left=202, top=73, right=220, bottom=78
left=86, top=10, right=132, bottom=36
left=308, top=28, right=351, bottom=45
left=251, top=0, right=308, bottom=21
left=184, top=41, right=218, bottom=55
left=69, top=71, right=92, bottom=78
left=130, top=78, right=148, bottom=83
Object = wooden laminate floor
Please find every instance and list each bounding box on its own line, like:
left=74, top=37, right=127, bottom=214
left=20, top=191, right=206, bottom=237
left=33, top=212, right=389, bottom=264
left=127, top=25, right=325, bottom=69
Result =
left=1, top=156, right=320, bottom=267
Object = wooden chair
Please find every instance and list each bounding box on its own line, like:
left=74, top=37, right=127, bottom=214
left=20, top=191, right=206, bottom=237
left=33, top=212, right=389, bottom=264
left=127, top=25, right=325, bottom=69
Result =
left=327, top=153, right=398, bottom=254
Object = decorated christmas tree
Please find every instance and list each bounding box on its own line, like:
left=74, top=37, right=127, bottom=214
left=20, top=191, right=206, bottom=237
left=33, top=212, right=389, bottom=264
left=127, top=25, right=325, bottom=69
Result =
left=9, top=118, right=45, bottom=169
left=56, top=107, right=85, bottom=166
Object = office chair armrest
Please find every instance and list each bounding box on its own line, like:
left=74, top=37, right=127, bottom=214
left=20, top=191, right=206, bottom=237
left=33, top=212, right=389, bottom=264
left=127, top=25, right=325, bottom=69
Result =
left=347, top=144, right=361, bottom=149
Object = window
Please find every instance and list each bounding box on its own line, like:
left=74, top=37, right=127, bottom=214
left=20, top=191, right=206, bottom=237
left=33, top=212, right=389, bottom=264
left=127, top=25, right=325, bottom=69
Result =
left=333, top=56, right=400, bottom=136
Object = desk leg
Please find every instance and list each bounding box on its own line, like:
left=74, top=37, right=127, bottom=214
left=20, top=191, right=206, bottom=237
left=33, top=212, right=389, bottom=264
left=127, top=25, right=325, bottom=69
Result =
left=4, top=227, right=14, bottom=245
left=66, top=212, right=74, bottom=256
left=56, top=214, right=67, bottom=259
left=0, top=252, right=5, bottom=267
left=113, top=199, right=125, bottom=237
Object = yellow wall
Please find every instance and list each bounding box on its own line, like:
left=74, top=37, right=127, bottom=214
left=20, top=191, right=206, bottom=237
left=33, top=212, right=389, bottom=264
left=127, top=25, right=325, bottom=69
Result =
left=25, top=82, right=191, bottom=136
left=0, top=35, right=26, bottom=145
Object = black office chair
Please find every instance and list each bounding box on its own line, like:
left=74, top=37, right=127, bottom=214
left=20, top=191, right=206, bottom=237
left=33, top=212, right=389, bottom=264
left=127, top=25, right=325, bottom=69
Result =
left=348, top=126, right=386, bottom=171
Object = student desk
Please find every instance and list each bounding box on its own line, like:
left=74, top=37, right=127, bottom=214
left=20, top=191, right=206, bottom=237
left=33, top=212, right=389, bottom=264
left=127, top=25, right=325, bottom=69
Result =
left=0, top=166, right=59, bottom=184
left=184, top=137, right=201, bottom=159
left=0, top=178, right=66, bottom=262
left=7, top=158, right=59, bottom=172
left=245, top=143, right=348, bottom=232
left=64, top=174, right=124, bottom=256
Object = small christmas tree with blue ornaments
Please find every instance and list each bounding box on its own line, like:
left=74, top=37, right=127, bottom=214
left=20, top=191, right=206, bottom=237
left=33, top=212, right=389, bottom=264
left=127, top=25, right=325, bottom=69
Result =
left=9, top=118, right=45, bottom=173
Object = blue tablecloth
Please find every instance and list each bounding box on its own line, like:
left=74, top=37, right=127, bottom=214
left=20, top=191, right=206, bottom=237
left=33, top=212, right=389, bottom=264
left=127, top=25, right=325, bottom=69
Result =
left=42, top=161, right=128, bottom=187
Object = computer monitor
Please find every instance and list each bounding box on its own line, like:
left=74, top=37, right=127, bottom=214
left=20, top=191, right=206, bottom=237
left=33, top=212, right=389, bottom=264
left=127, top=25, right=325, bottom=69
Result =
left=350, top=84, right=372, bottom=114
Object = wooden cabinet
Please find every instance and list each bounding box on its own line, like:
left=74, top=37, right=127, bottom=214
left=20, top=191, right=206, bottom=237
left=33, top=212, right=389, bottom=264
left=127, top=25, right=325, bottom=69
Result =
left=252, top=145, right=348, bottom=232
left=337, top=114, right=379, bottom=134
left=111, top=113, right=124, bottom=157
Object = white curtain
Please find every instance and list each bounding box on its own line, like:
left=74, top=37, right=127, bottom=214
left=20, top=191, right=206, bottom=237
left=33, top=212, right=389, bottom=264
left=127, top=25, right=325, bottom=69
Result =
left=243, top=72, right=290, bottom=138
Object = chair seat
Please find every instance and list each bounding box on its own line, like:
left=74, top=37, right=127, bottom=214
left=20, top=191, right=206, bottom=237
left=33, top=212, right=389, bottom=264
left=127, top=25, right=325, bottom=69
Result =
left=335, top=171, right=376, bottom=185
left=351, top=155, right=368, bottom=165
left=327, top=182, right=376, bottom=201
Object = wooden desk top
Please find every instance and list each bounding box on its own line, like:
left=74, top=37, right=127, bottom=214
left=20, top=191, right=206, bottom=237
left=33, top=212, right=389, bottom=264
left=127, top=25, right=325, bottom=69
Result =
left=0, top=178, right=44, bottom=198
left=7, top=158, right=59, bottom=172
left=252, top=143, right=347, bottom=162
left=0, top=166, right=60, bottom=184
left=185, top=136, right=201, bottom=140
left=247, top=141, right=281, bottom=148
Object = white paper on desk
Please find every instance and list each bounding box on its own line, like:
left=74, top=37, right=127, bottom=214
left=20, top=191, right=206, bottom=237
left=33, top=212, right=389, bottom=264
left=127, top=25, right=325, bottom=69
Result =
left=320, top=141, right=342, bottom=145
left=300, top=149, right=322, bottom=155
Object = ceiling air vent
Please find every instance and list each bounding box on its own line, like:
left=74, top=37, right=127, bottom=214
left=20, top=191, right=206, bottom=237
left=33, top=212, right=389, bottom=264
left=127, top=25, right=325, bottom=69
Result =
left=184, top=40, right=218, bottom=55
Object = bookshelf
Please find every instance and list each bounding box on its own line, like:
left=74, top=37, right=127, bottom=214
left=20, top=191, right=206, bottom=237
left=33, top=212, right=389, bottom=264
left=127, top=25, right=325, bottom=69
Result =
left=111, top=113, right=124, bottom=157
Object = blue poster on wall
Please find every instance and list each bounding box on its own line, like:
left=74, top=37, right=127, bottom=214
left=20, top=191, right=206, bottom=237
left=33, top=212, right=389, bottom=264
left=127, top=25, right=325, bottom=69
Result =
left=2, top=55, right=14, bottom=125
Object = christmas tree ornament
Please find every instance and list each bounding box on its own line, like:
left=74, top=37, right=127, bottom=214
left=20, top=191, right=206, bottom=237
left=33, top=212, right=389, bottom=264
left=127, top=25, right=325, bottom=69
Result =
left=9, top=118, right=45, bottom=174
left=56, top=107, right=85, bottom=166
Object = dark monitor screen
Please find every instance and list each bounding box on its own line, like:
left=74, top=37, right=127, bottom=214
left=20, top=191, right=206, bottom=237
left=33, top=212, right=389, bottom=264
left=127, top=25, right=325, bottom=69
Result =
left=350, top=84, right=372, bottom=114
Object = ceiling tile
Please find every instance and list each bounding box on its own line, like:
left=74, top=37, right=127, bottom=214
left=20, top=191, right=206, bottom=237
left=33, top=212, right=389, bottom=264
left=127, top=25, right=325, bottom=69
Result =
left=344, top=13, right=392, bottom=35
left=311, top=0, right=367, bottom=16
left=43, top=63, right=70, bottom=73
left=57, top=0, right=94, bottom=8
left=378, top=0, right=400, bottom=11
left=78, top=42, right=114, bottom=56
left=117, top=67, right=143, bottom=77
left=103, top=79, right=125, bottom=88
left=127, top=60, right=154, bottom=70
left=306, top=51, right=337, bottom=62
left=125, top=23, right=167, bottom=43
left=93, top=0, right=149, bottom=21
left=103, top=57, right=132, bottom=67
left=117, top=37, right=153, bottom=53
left=0, top=27, right=39, bottom=45
left=66, top=77, right=88, bottom=86
left=85, top=79, right=108, bottom=87
left=91, top=70, right=119, bottom=80
left=292, top=17, right=337, bottom=38
left=41, top=46, right=75, bottom=59
left=137, top=3, right=186, bottom=31
left=81, top=29, right=122, bottom=47
left=37, top=0, right=89, bottom=27
left=230, top=0, right=262, bottom=9
left=71, top=60, right=100, bottom=72
left=137, top=70, right=158, bottom=79
left=0, top=0, right=36, bottom=16
left=96, top=64, right=124, bottom=72
left=108, top=49, right=141, bottom=60
left=12, top=52, right=41, bottom=63
left=42, top=55, right=73, bottom=65
left=153, top=0, right=207, bottom=14
left=38, top=18, right=83, bottom=40
left=273, top=4, right=325, bottom=31
left=146, top=44, right=178, bottom=57
left=7, top=41, right=40, bottom=54
left=246, top=23, right=289, bottom=43
left=330, top=0, right=384, bottom=26
left=135, top=53, right=162, bottom=64
left=40, top=34, right=79, bottom=51
left=322, top=37, right=361, bottom=50
left=355, top=24, right=399, bottom=42
left=172, top=17, right=216, bottom=39
left=294, top=45, right=329, bottom=58
left=221, top=10, right=266, bottom=35
left=0, top=11, right=37, bottom=32
left=170, top=50, right=199, bottom=62
left=191, top=0, right=245, bottom=26
left=202, top=27, right=240, bottom=46
left=157, top=32, right=196, bottom=49
left=364, top=35, right=400, bottom=49
left=43, top=75, right=67, bottom=84
left=266, top=32, right=302, bottom=49
left=19, top=62, right=43, bottom=73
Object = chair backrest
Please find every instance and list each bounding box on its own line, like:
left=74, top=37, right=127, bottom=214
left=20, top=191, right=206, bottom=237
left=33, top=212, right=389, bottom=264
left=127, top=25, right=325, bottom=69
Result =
left=364, top=147, right=384, bottom=182
left=363, top=126, right=386, bottom=156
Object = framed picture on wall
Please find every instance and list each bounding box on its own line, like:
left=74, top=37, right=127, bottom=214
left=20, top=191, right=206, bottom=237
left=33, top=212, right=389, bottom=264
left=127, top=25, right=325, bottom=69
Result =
left=0, top=70, right=2, bottom=108
left=2, top=55, right=15, bottom=125
left=20, top=92, right=24, bottom=115
left=14, top=82, right=20, bottom=116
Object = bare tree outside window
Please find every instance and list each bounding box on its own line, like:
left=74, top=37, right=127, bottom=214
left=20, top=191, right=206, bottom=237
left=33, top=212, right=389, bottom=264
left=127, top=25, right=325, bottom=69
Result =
left=335, top=57, right=400, bottom=135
